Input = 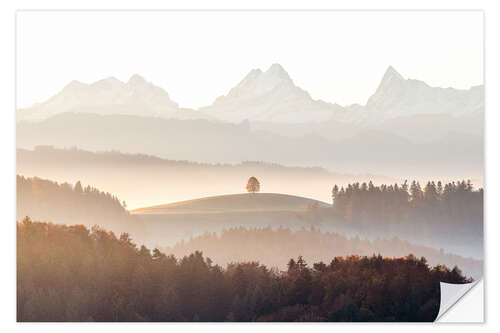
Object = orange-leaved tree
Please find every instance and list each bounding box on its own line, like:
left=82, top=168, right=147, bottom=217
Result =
left=246, top=177, right=260, bottom=193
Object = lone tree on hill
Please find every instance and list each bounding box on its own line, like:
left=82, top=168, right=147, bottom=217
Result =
left=246, top=177, right=260, bottom=193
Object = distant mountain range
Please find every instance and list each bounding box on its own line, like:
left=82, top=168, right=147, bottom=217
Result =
left=17, top=64, right=483, bottom=125
left=16, top=113, right=483, bottom=180
left=17, top=74, right=211, bottom=121
left=199, top=63, right=346, bottom=123
left=16, top=64, right=483, bottom=181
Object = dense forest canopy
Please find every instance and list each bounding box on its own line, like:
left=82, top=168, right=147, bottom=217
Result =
left=328, top=180, right=483, bottom=258
left=331, top=180, right=482, bottom=229
left=16, top=174, right=484, bottom=264
left=16, top=175, right=140, bottom=236
left=163, top=226, right=482, bottom=280
left=17, top=219, right=470, bottom=322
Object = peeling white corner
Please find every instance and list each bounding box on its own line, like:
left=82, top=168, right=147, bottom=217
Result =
left=436, top=279, right=484, bottom=322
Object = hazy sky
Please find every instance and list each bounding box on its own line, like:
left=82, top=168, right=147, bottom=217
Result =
left=16, top=11, right=483, bottom=109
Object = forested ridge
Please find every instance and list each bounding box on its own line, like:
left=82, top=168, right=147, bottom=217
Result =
left=164, top=226, right=482, bottom=279
left=16, top=175, right=139, bottom=235
left=18, top=218, right=470, bottom=322
left=331, top=180, right=482, bottom=232
left=328, top=180, right=483, bottom=255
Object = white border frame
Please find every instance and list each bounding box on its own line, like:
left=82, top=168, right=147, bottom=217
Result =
left=2, top=0, right=497, bottom=331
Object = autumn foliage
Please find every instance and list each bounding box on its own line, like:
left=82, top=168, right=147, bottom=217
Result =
left=17, top=218, right=470, bottom=322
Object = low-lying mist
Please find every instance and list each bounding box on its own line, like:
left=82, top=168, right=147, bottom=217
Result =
left=16, top=146, right=395, bottom=209
left=161, top=226, right=482, bottom=280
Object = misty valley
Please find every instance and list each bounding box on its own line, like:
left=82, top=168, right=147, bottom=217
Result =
left=16, top=63, right=483, bottom=322
left=16, top=172, right=482, bottom=322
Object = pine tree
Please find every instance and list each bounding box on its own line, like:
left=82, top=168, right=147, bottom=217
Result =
left=74, top=181, right=83, bottom=195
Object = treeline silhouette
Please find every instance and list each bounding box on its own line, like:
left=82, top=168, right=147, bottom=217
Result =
left=329, top=180, right=483, bottom=255
left=17, top=146, right=394, bottom=209
left=20, top=145, right=331, bottom=172
left=16, top=175, right=139, bottom=235
left=18, top=218, right=470, bottom=322
left=164, top=226, right=482, bottom=279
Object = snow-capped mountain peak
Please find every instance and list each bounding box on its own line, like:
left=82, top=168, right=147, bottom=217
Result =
left=61, top=76, right=125, bottom=95
left=381, top=66, right=404, bottom=83
left=127, top=74, right=148, bottom=86
left=363, top=65, right=483, bottom=122
left=223, top=63, right=295, bottom=101
left=17, top=65, right=483, bottom=125
left=265, top=63, right=292, bottom=81
left=366, top=66, right=406, bottom=108
left=202, top=63, right=339, bottom=123
left=61, top=80, right=88, bottom=92
left=17, top=75, right=180, bottom=121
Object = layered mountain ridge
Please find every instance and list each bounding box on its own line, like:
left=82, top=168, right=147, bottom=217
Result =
left=199, top=63, right=344, bottom=123
left=17, top=64, right=483, bottom=125
left=17, top=74, right=210, bottom=121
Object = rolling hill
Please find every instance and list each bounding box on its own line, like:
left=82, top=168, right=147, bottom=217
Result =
left=131, top=193, right=331, bottom=215
left=130, top=193, right=333, bottom=248
left=17, top=146, right=394, bottom=209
